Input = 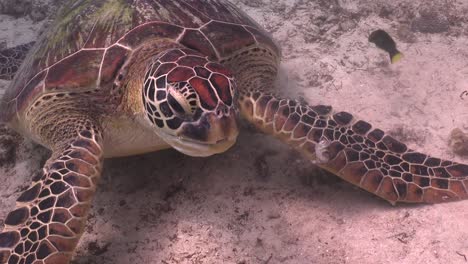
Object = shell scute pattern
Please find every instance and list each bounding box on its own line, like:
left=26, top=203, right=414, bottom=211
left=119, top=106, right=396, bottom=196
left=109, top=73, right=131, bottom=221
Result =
left=2, top=0, right=278, bottom=123
left=168, top=0, right=260, bottom=26
left=141, top=0, right=211, bottom=27
left=46, top=50, right=104, bottom=90
left=201, top=21, right=256, bottom=58
left=100, top=45, right=131, bottom=86
left=118, top=22, right=184, bottom=48
left=3, top=0, right=133, bottom=107
left=159, top=49, right=184, bottom=62
left=179, top=29, right=218, bottom=59
left=15, top=71, right=47, bottom=113
left=243, top=25, right=280, bottom=56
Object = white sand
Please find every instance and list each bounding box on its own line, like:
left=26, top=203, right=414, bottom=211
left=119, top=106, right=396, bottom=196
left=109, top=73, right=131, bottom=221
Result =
left=1, top=0, right=468, bottom=263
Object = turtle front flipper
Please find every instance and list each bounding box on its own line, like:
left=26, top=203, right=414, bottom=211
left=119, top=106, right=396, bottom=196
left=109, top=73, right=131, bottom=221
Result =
left=0, top=124, right=103, bottom=264
left=239, top=91, right=468, bottom=204
left=0, top=42, right=35, bottom=80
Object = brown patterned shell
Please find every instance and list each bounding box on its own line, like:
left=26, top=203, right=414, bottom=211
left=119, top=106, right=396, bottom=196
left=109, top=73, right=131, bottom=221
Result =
left=0, top=0, right=279, bottom=122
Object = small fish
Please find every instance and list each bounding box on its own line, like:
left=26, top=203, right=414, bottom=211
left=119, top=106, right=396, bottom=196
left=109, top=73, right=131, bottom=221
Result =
left=369, top=29, right=403, bottom=63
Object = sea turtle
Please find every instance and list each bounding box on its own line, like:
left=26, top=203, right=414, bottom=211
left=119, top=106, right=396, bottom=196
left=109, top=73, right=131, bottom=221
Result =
left=0, top=0, right=467, bottom=263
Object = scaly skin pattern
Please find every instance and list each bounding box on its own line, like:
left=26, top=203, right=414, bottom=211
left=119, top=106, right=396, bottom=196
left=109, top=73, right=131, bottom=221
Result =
left=143, top=48, right=235, bottom=131
left=0, top=126, right=103, bottom=264
left=239, top=91, right=468, bottom=204
left=0, top=1, right=468, bottom=263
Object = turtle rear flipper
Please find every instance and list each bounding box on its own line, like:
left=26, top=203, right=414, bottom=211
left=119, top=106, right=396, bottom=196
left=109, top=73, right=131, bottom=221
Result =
left=0, top=122, right=103, bottom=264
left=0, top=42, right=35, bottom=80
left=240, top=91, right=468, bottom=204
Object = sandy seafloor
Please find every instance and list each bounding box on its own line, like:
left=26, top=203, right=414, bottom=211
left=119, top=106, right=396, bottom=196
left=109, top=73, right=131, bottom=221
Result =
left=1, top=0, right=468, bottom=263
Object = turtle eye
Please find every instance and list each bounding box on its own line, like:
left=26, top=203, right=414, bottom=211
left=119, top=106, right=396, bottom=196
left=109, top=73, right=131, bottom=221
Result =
left=167, top=93, right=186, bottom=115
left=167, top=82, right=198, bottom=118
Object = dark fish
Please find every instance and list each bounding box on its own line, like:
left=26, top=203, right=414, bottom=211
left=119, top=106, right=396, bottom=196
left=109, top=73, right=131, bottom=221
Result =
left=369, top=29, right=403, bottom=63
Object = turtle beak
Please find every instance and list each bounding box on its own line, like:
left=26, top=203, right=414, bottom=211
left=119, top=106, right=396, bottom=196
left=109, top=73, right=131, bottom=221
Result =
left=159, top=105, right=239, bottom=157
left=179, top=108, right=238, bottom=145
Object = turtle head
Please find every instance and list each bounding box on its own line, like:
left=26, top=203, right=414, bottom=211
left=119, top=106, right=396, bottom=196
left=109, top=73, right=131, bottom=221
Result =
left=142, top=48, right=239, bottom=157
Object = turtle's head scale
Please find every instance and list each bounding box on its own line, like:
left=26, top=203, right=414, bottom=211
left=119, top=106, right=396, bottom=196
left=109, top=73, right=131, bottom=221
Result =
left=142, top=48, right=239, bottom=157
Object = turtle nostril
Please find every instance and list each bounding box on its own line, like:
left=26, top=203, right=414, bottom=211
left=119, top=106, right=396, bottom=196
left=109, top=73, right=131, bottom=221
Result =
left=216, top=104, right=229, bottom=117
